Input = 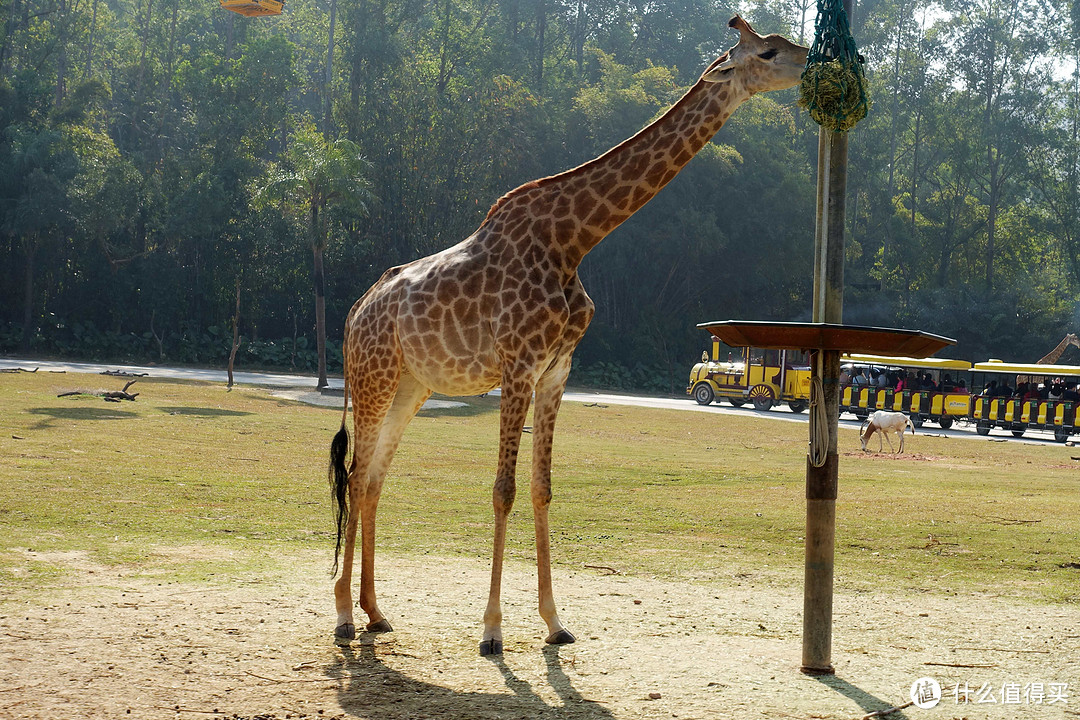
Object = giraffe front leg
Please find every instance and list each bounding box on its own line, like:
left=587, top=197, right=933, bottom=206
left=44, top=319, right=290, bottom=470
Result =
left=532, top=357, right=575, bottom=646
left=480, top=379, right=531, bottom=656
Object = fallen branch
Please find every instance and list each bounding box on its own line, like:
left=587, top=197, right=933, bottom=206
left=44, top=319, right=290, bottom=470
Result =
left=584, top=564, right=620, bottom=575
left=101, top=369, right=148, bottom=378
left=57, top=380, right=139, bottom=402
left=1, top=367, right=37, bottom=373
left=102, top=380, right=139, bottom=401
left=924, top=661, right=997, bottom=668
left=242, top=670, right=341, bottom=685
left=950, top=646, right=1050, bottom=654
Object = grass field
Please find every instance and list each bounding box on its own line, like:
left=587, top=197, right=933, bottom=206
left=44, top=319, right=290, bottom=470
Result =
left=2, top=371, right=1078, bottom=605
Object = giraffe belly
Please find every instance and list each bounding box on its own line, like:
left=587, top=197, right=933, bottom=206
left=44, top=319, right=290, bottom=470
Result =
left=398, top=326, right=502, bottom=398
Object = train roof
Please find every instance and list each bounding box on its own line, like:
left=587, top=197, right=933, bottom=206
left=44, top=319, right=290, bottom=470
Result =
left=972, top=360, right=1080, bottom=376
left=842, top=354, right=972, bottom=371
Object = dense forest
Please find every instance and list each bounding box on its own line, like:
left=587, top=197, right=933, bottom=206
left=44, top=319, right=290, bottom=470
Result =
left=2, top=0, right=1079, bottom=393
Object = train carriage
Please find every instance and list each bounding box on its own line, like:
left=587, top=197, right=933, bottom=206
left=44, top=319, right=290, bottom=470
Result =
left=969, top=360, right=1080, bottom=443
left=839, top=354, right=973, bottom=429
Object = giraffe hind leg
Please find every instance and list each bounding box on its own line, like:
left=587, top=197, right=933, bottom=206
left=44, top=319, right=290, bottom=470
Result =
left=356, top=374, right=432, bottom=635
left=531, top=355, right=576, bottom=647
left=333, top=372, right=400, bottom=642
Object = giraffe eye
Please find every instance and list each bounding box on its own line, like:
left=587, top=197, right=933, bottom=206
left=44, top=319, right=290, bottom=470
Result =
left=759, top=49, right=778, bottom=60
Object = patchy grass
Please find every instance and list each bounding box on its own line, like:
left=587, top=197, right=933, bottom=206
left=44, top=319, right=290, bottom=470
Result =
left=1, top=372, right=1078, bottom=604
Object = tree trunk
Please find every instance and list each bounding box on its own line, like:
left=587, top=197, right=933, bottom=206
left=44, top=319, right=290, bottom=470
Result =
left=312, top=205, right=329, bottom=388
left=225, top=11, right=235, bottom=59
left=436, top=0, right=453, bottom=95
left=574, top=0, right=584, bottom=73
left=882, top=5, right=904, bottom=291
left=131, top=0, right=154, bottom=134
left=324, top=0, right=338, bottom=139
left=534, top=0, right=545, bottom=92
left=55, top=0, right=67, bottom=108
left=21, top=237, right=36, bottom=353
left=227, top=280, right=242, bottom=389
left=85, top=0, right=99, bottom=77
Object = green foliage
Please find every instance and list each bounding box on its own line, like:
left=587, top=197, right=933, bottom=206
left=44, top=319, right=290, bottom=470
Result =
left=1, top=0, right=1079, bottom=390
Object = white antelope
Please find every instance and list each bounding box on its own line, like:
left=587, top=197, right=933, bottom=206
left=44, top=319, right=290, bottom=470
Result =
left=859, top=410, right=916, bottom=454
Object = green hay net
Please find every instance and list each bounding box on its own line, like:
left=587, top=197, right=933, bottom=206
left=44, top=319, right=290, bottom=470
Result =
left=798, top=0, right=869, bottom=132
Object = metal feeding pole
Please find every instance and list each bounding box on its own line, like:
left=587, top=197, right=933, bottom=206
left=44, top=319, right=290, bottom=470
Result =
left=801, top=0, right=853, bottom=676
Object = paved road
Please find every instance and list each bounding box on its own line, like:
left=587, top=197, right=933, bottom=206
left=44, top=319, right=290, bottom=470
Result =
left=2, top=356, right=1069, bottom=445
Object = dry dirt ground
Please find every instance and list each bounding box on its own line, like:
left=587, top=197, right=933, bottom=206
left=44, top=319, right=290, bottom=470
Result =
left=1, top=550, right=1077, bottom=720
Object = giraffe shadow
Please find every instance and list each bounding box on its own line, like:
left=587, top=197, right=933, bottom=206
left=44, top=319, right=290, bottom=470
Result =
left=331, top=637, right=615, bottom=719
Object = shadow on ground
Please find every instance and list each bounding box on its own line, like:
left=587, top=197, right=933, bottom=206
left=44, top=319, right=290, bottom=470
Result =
left=815, top=675, right=910, bottom=719
left=331, top=636, right=614, bottom=719
left=158, top=406, right=253, bottom=417
left=27, top=406, right=138, bottom=428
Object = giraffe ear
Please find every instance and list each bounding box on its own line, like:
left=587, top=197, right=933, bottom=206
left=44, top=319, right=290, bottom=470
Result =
left=702, top=58, right=735, bottom=82
left=728, top=15, right=758, bottom=37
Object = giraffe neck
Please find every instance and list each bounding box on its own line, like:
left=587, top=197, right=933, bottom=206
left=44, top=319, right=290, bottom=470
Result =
left=1039, top=337, right=1071, bottom=364
left=484, top=72, right=750, bottom=271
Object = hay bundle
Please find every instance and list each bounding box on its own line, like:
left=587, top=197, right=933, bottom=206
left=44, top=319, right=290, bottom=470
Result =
left=799, top=59, right=868, bottom=133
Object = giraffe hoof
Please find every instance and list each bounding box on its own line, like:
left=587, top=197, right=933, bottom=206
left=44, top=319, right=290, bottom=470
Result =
left=545, top=629, right=576, bottom=645
left=366, top=618, right=393, bottom=634
left=334, top=623, right=356, bottom=641
left=479, top=639, right=503, bottom=656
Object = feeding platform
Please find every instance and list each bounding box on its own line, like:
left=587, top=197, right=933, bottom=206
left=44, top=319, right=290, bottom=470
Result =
left=220, top=0, right=283, bottom=16
left=696, top=320, right=954, bottom=675
left=696, top=320, right=954, bottom=358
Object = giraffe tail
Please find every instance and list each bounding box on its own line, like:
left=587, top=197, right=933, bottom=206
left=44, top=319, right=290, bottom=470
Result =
left=328, top=384, right=351, bottom=577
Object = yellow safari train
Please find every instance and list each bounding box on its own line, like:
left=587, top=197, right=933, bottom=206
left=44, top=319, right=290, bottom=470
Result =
left=838, top=355, right=1078, bottom=441
left=839, top=354, right=973, bottom=429
left=688, top=344, right=1079, bottom=442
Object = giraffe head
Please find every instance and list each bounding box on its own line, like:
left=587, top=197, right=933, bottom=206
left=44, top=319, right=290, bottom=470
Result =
left=701, top=16, right=808, bottom=95
left=1069, top=333, right=1080, bottom=347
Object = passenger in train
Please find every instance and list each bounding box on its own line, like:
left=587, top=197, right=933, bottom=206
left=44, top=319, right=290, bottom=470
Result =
left=1064, top=383, right=1080, bottom=402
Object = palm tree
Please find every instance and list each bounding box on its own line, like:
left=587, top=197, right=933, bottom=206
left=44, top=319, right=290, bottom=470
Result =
left=262, top=122, right=374, bottom=388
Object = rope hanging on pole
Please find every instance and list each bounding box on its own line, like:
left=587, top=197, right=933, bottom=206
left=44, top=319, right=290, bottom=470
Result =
left=808, top=376, right=829, bottom=467
left=798, top=0, right=869, bottom=132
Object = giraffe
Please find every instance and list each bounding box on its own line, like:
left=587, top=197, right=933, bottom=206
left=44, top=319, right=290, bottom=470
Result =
left=327, top=16, right=809, bottom=656
left=1036, top=334, right=1080, bottom=365
left=1017, top=333, right=1080, bottom=386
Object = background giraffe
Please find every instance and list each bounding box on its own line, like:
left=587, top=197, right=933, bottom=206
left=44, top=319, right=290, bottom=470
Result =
left=1035, top=334, right=1080, bottom=365
left=1016, top=333, right=1080, bottom=386
left=328, top=16, right=809, bottom=655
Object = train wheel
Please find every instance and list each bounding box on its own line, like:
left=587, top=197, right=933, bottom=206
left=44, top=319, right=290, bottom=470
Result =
left=938, top=417, right=954, bottom=430
left=788, top=400, right=807, bottom=413
left=909, top=414, right=924, bottom=428
left=692, top=383, right=714, bottom=406
left=1011, top=429, right=1025, bottom=438
left=749, top=384, right=774, bottom=411
left=976, top=421, right=991, bottom=436
left=1054, top=427, right=1070, bottom=443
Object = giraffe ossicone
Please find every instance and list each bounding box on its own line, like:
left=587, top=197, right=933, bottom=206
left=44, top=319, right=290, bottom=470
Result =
left=327, top=16, right=808, bottom=655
